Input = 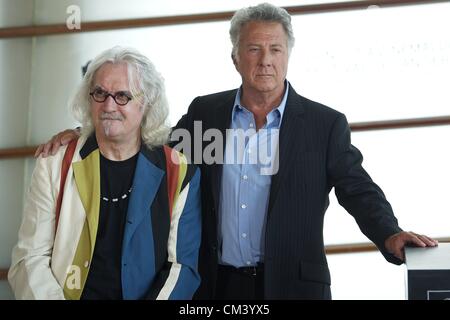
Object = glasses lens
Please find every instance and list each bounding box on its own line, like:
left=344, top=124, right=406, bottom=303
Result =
left=114, top=92, right=131, bottom=105
left=92, top=89, right=107, bottom=102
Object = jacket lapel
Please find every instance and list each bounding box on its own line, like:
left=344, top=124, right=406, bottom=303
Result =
left=72, top=149, right=101, bottom=256
left=67, top=138, right=101, bottom=300
left=122, top=152, right=164, bottom=251
left=268, top=85, right=305, bottom=216
left=208, top=91, right=235, bottom=215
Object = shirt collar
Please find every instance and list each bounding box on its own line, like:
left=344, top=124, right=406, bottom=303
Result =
left=232, top=80, right=289, bottom=129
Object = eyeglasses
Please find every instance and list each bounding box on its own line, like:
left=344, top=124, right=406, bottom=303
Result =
left=89, top=87, right=134, bottom=106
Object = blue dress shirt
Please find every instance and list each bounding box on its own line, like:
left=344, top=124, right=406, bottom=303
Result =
left=218, top=82, right=289, bottom=267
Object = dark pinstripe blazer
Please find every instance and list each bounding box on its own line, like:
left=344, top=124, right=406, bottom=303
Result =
left=173, top=83, right=402, bottom=299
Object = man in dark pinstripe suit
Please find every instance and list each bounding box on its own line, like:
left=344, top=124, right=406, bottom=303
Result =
left=38, top=3, right=437, bottom=299
left=173, top=3, right=437, bottom=300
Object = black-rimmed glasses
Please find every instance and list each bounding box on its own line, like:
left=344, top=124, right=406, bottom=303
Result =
left=89, top=87, right=134, bottom=106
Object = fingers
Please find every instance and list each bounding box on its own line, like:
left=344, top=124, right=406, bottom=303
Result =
left=402, top=232, right=438, bottom=250
left=50, top=140, right=61, bottom=156
left=60, top=130, right=79, bottom=145
left=413, top=233, right=438, bottom=247
left=41, top=135, right=56, bottom=156
left=34, top=144, right=44, bottom=158
left=60, top=135, right=72, bottom=146
left=407, top=233, right=427, bottom=248
left=38, top=135, right=60, bottom=158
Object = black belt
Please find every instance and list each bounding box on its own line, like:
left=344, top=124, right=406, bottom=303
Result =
left=219, top=263, right=264, bottom=276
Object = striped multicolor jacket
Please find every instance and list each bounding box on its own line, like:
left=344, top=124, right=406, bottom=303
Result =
left=8, top=134, right=201, bottom=300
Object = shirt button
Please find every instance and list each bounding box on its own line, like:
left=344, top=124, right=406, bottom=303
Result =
left=247, top=149, right=252, bottom=154
left=243, top=175, right=248, bottom=180
left=241, top=204, right=247, bottom=209
left=246, top=261, right=251, bottom=265
left=249, top=123, right=254, bottom=128
left=84, top=261, right=89, bottom=268
left=242, top=233, right=247, bottom=238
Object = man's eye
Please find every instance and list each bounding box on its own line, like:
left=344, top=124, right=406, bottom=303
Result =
left=116, top=92, right=130, bottom=99
left=95, top=89, right=107, bottom=95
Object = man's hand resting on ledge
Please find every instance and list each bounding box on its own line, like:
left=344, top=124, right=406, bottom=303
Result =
left=385, top=231, right=438, bottom=261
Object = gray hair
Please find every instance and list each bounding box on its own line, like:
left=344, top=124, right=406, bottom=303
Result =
left=229, top=3, right=295, bottom=58
left=70, top=46, right=170, bottom=149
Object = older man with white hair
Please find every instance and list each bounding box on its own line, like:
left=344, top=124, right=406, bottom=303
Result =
left=9, top=47, right=201, bottom=300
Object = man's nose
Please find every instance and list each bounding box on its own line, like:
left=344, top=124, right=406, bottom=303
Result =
left=102, top=95, right=119, bottom=110
left=259, top=49, right=272, bottom=67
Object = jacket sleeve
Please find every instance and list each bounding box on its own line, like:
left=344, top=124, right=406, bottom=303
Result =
left=149, top=167, right=202, bottom=300
left=8, top=155, right=65, bottom=299
left=326, top=113, right=403, bottom=265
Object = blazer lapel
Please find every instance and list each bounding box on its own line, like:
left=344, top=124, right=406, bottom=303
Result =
left=208, top=91, right=235, bottom=215
left=122, top=152, right=164, bottom=251
left=72, top=149, right=101, bottom=255
left=268, top=85, right=305, bottom=216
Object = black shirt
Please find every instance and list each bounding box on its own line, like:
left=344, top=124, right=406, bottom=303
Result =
left=81, top=152, right=138, bottom=300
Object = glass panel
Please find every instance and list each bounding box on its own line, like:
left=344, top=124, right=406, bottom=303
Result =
left=324, top=125, right=450, bottom=245
left=27, top=2, right=450, bottom=141
left=0, top=38, right=32, bottom=147
left=27, top=22, right=236, bottom=142
left=32, top=0, right=362, bottom=24
left=0, top=159, right=25, bottom=267
left=0, top=0, right=33, bottom=28
left=290, top=2, right=450, bottom=121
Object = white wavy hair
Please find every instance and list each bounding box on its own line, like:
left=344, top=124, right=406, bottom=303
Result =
left=70, top=46, right=171, bottom=148
left=229, top=3, right=295, bottom=59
